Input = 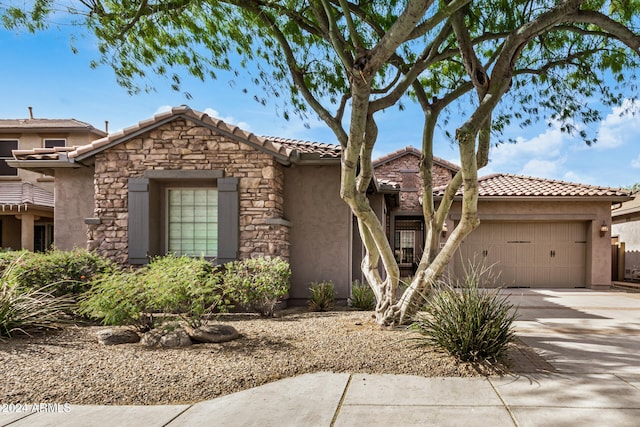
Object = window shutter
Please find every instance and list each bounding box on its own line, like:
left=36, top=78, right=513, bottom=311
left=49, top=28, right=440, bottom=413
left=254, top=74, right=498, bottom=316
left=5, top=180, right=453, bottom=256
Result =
left=128, top=177, right=149, bottom=264
left=217, top=177, right=239, bottom=263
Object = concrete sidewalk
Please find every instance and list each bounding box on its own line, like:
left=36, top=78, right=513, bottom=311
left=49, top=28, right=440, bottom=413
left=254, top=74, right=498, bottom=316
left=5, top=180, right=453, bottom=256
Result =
left=2, top=289, right=640, bottom=427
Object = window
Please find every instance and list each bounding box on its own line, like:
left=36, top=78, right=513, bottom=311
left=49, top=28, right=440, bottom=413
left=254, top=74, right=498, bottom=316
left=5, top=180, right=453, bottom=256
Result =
left=128, top=173, right=238, bottom=265
left=396, top=230, right=415, bottom=265
left=0, top=140, right=18, bottom=176
left=167, top=188, right=218, bottom=257
left=44, top=139, right=66, bottom=149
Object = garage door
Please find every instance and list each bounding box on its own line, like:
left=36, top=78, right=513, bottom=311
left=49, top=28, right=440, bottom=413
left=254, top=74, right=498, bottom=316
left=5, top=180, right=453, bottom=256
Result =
left=455, top=222, right=587, bottom=288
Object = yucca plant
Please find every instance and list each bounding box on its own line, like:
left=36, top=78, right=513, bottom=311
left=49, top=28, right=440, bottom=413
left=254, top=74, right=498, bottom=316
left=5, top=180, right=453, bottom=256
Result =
left=0, top=256, right=72, bottom=338
left=349, top=280, right=376, bottom=310
left=308, top=281, right=336, bottom=312
left=410, top=263, right=517, bottom=363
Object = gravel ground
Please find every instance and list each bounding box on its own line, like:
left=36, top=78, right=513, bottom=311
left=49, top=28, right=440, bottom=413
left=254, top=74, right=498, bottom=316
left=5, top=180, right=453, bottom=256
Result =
left=0, top=309, right=546, bottom=405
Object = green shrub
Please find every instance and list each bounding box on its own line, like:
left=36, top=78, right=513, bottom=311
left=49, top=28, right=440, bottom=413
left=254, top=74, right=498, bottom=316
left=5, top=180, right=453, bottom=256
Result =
left=80, top=255, right=231, bottom=329
left=141, top=255, right=229, bottom=327
left=1, top=255, right=72, bottom=338
left=349, top=280, right=375, bottom=310
left=410, top=266, right=517, bottom=363
left=308, top=281, right=336, bottom=312
left=8, top=249, right=116, bottom=297
left=223, top=257, right=291, bottom=317
left=78, top=267, right=152, bottom=331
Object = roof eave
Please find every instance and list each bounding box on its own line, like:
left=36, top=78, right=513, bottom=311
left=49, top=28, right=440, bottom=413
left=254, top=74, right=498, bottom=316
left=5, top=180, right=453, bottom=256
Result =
left=6, top=159, right=81, bottom=176
left=435, top=195, right=632, bottom=202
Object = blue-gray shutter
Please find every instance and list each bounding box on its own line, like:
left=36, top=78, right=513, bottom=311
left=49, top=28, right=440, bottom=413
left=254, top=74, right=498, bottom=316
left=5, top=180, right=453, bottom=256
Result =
left=128, top=177, right=149, bottom=264
left=217, top=177, right=239, bottom=264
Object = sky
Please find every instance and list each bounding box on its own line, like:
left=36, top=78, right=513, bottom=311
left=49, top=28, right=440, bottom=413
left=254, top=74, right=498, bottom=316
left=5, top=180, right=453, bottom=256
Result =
left=1, top=24, right=639, bottom=189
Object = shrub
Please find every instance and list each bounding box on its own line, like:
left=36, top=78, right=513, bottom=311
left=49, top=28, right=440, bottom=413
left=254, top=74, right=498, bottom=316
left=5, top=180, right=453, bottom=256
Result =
left=223, top=257, right=291, bottom=317
left=8, top=249, right=116, bottom=297
left=1, top=255, right=72, bottom=338
left=78, top=268, right=152, bottom=331
left=140, top=255, right=229, bottom=328
left=80, top=255, right=231, bottom=330
left=410, top=265, right=517, bottom=363
left=308, top=281, right=336, bottom=312
left=349, top=280, right=376, bottom=310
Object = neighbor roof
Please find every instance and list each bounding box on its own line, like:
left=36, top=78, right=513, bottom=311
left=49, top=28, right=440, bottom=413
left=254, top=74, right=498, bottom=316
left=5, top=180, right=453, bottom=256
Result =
left=373, top=146, right=460, bottom=172
left=0, top=182, right=54, bottom=211
left=0, top=118, right=106, bottom=136
left=612, top=193, right=640, bottom=217
left=434, top=173, right=631, bottom=200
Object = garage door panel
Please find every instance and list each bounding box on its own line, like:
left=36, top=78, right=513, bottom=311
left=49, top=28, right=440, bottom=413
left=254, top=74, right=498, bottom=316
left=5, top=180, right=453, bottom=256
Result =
left=455, top=221, right=587, bottom=288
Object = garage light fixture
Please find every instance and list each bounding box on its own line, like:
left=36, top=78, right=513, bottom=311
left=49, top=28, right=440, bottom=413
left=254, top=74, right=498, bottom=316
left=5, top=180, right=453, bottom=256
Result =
left=600, top=222, right=609, bottom=237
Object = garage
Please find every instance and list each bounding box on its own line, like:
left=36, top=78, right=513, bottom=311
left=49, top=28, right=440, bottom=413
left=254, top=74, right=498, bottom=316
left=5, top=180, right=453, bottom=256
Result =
left=456, top=221, right=588, bottom=288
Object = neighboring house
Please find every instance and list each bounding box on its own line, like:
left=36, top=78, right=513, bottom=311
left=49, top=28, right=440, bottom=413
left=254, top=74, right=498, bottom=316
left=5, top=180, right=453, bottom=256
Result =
left=612, top=194, right=640, bottom=281
left=0, top=114, right=106, bottom=251
left=9, top=106, right=630, bottom=303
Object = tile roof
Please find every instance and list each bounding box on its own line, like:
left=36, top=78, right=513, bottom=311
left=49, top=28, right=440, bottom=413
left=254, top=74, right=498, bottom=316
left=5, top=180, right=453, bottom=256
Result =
left=69, top=106, right=287, bottom=160
left=0, top=182, right=54, bottom=210
left=263, top=137, right=341, bottom=158
left=373, top=146, right=460, bottom=172
left=434, top=173, right=631, bottom=199
left=0, top=118, right=106, bottom=136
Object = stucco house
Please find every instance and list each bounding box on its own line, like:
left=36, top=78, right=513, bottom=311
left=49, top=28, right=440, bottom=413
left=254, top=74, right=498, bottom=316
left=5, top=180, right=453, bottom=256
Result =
left=0, top=113, right=105, bottom=251
left=9, top=106, right=630, bottom=302
left=612, top=194, right=640, bottom=281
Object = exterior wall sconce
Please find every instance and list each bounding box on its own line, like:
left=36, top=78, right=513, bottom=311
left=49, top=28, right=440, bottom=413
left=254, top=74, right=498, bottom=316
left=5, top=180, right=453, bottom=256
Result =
left=600, top=222, right=609, bottom=237
left=441, top=222, right=449, bottom=238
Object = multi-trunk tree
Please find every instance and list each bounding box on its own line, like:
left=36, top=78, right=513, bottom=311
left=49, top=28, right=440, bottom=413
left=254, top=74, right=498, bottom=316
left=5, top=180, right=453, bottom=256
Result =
left=4, top=0, right=640, bottom=325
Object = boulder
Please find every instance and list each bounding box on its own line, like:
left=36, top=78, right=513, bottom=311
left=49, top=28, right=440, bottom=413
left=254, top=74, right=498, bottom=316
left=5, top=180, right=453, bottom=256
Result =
left=141, top=328, right=192, bottom=348
left=96, top=329, right=140, bottom=345
left=187, top=324, right=239, bottom=343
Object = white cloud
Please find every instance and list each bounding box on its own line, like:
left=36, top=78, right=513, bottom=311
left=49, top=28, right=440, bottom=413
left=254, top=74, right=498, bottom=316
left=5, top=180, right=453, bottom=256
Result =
left=520, top=158, right=564, bottom=178
left=488, top=122, right=567, bottom=173
left=632, top=154, right=640, bottom=169
left=593, top=99, right=640, bottom=150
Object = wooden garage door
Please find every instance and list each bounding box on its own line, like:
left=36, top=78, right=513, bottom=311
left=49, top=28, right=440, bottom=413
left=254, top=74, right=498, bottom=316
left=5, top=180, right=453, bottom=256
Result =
left=455, top=222, right=587, bottom=288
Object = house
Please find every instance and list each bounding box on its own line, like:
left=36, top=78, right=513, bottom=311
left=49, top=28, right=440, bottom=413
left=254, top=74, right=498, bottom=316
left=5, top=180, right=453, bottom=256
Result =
left=9, top=106, right=630, bottom=303
left=0, top=112, right=106, bottom=251
left=612, top=194, right=640, bottom=281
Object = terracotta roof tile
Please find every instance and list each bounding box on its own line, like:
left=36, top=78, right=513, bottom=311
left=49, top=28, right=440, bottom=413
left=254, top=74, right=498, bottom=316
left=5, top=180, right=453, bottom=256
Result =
left=263, top=137, right=342, bottom=158
left=0, top=182, right=54, bottom=209
left=434, top=173, right=631, bottom=198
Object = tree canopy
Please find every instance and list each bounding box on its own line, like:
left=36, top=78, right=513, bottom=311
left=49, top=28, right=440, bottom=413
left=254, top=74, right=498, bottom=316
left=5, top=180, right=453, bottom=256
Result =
left=3, top=0, right=640, bottom=324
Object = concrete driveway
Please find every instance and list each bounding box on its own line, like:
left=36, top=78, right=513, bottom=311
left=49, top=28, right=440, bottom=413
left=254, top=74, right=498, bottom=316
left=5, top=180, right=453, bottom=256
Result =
left=505, top=288, right=640, bottom=374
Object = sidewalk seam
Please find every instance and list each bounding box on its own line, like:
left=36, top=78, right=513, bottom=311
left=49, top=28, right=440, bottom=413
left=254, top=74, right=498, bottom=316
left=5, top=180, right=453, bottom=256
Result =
left=329, top=374, right=352, bottom=427
left=163, top=404, right=194, bottom=426
left=488, top=378, right=519, bottom=427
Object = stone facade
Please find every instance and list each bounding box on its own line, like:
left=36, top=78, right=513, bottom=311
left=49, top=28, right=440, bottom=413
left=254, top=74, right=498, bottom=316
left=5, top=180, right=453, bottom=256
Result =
left=374, top=153, right=454, bottom=212
left=87, top=118, right=289, bottom=264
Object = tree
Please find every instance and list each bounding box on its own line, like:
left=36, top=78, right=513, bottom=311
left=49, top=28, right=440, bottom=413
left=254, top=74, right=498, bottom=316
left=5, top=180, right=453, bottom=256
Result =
left=3, top=0, right=640, bottom=325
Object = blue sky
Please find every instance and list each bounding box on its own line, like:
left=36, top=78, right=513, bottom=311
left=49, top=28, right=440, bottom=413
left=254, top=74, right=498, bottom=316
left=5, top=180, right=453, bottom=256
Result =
left=1, top=25, right=639, bottom=188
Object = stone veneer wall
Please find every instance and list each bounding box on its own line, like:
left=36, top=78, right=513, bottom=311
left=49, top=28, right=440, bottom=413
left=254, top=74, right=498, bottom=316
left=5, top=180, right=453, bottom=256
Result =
left=87, top=118, right=289, bottom=264
left=374, top=154, right=453, bottom=212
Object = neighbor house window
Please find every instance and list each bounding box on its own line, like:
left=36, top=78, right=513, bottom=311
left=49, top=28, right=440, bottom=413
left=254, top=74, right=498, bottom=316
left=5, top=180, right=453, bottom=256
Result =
left=0, top=140, right=18, bottom=176
left=167, top=188, right=218, bottom=257
left=396, top=230, right=415, bottom=265
left=43, top=139, right=66, bottom=149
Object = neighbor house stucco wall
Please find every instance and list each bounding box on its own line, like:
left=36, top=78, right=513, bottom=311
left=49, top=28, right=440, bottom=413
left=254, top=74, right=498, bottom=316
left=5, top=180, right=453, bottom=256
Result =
left=283, top=164, right=351, bottom=303
left=446, top=199, right=613, bottom=288
left=54, top=166, right=95, bottom=250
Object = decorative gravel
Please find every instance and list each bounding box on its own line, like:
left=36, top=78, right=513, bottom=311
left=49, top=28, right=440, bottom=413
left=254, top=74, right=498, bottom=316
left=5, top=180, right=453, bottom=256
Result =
left=0, top=309, right=544, bottom=405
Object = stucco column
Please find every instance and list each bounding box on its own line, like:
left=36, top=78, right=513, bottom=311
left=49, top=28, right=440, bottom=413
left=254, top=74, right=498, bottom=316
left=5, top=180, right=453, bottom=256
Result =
left=20, top=213, right=35, bottom=251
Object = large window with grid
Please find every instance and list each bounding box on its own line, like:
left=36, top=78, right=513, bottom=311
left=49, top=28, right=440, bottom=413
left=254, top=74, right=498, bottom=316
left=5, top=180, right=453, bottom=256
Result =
left=167, top=188, right=218, bottom=257
left=0, top=140, right=18, bottom=176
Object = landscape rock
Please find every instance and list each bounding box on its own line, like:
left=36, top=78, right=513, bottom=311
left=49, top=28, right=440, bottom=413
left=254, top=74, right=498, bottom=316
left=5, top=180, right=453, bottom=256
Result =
left=96, top=329, right=140, bottom=345
left=141, top=328, right=192, bottom=348
left=187, top=324, right=240, bottom=343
